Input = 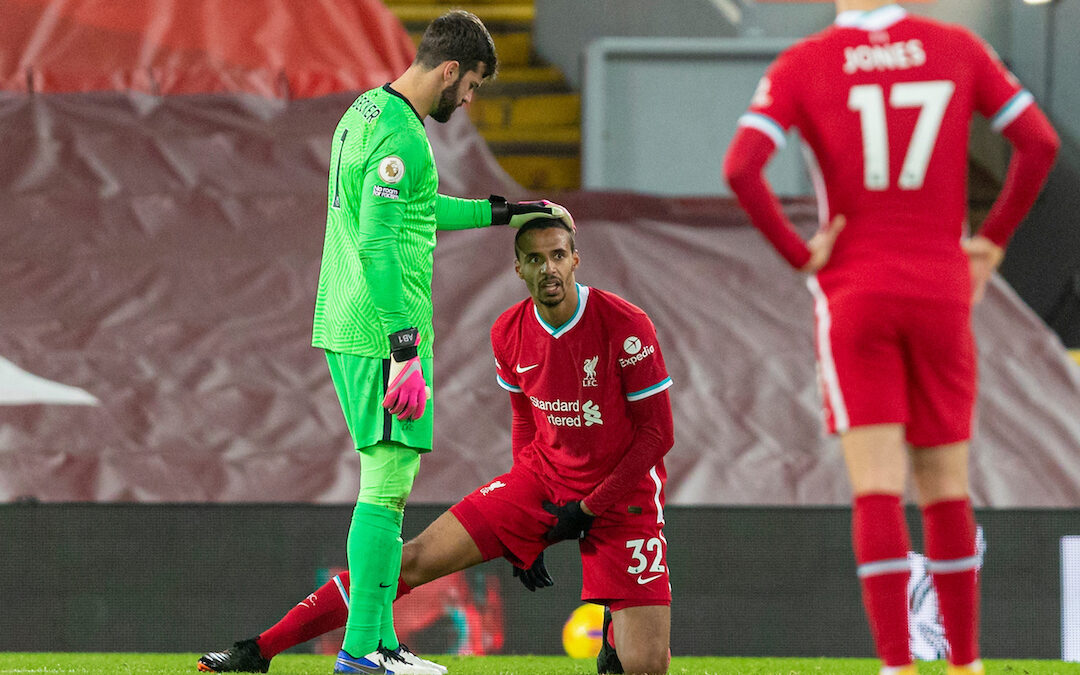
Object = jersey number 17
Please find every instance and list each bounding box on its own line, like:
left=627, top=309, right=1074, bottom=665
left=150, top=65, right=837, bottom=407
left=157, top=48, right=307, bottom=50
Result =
left=847, top=80, right=955, bottom=191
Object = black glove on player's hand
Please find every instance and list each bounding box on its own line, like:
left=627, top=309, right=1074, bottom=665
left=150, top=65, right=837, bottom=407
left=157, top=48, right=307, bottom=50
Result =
left=513, top=552, right=555, bottom=591
left=542, top=500, right=595, bottom=542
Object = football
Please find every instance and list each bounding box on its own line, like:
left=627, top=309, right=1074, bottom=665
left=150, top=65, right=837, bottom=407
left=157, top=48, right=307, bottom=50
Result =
left=561, top=603, right=605, bottom=658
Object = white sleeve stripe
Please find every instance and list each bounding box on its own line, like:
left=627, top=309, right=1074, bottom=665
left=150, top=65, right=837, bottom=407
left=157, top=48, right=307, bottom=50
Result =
left=496, top=374, right=522, bottom=393
left=626, top=376, right=673, bottom=402
left=737, top=113, right=787, bottom=149
left=649, top=466, right=665, bottom=525
left=333, top=574, right=350, bottom=603
left=990, top=90, right=1034, bottom=133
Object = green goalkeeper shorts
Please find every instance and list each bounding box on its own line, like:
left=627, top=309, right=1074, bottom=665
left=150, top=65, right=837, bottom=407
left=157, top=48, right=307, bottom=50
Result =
left=325, top=350, right=434, bottom=453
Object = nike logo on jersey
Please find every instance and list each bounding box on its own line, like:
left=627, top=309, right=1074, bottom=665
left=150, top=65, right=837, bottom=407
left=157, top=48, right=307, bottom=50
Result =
left=636, top=574, right=663, bottom=585
left=515, top=363, right=539, bottom=373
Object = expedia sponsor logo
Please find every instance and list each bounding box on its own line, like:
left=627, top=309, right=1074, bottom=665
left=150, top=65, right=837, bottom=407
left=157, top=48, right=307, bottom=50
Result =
left=619, top=343, right=655, bottom=368
left=842, top=39, right=926, bottom=74
left=480, top=480, right=506, bottom=496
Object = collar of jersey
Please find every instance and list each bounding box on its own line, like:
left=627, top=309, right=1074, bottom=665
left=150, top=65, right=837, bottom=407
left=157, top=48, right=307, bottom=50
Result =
left=835, top=4, right=906, bottom=31
left=382, top=83, right=424, bottom=123
left=533, top=283, right=589, bottom=338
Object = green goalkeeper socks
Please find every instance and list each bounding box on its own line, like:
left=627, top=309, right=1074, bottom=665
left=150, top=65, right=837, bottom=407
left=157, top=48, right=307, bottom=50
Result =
left=379, top=536, right=403, bottom=652
left=343, top=502, right=404, bottom=656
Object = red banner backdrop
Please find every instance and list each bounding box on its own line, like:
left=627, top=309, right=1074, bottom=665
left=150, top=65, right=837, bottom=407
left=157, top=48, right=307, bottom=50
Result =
left=0, top=0, right=415, bottom=98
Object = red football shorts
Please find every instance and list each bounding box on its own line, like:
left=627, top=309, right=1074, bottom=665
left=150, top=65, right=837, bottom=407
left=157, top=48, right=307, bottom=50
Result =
left=807, top=280, right=976, bottom=447
left=451, top=464, right=671, bottom=609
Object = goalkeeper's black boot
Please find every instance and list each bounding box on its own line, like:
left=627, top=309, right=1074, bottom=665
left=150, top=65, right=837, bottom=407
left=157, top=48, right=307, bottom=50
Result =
left=197, top=637, right=271, bottom=673
left=596, top=606, right=624, bottom=674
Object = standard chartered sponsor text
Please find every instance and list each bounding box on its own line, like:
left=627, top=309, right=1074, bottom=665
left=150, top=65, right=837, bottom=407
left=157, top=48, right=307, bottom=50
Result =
left=530, top=396, right=603, bottom=427
left=530, top=396, right=580, bottom=412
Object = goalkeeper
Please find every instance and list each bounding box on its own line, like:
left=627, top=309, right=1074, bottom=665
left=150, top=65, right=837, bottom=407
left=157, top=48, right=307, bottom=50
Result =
left=308, top=10, right=571, bottom=675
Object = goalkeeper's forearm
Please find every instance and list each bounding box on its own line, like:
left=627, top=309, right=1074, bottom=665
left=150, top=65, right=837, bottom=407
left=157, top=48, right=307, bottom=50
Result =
left=434, top=194, right=492, bottom=230
left=356, top=237, right=411, bottom=335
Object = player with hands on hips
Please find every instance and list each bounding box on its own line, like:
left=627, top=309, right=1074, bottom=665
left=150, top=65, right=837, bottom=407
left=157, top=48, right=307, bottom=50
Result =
left=961, top=235, right=1005, bottom=304
left=723, top=2, right=1058, bottom=674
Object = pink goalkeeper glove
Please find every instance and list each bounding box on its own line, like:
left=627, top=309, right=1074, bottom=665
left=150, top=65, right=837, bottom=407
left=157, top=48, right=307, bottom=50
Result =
left=382, top=328, right=429, bottom=421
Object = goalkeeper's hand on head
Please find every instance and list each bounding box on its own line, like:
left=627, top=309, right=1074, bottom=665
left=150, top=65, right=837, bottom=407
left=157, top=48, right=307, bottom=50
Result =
left=542, top=500, right=595, bottom=542
left=489, top=195, right=575, bottom=232
left=512, top=552, right=554, bottom=592
left=382, top=327, right=430, bottom=421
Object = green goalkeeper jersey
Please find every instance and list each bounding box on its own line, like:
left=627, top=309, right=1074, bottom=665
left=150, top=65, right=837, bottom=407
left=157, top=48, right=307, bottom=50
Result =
left=313, top=84, right=492, bottom=357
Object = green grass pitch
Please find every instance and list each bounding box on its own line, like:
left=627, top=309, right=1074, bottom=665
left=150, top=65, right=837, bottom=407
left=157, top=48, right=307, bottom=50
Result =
left=1, top=654, right=1079, bottom=674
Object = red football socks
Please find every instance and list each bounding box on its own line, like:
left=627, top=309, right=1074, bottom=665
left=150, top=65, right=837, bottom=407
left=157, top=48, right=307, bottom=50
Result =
left=256, top=571, right=415, bottom=658
left=397, top=576, right=412, bottom=600
left=922, top=498, right=980, bottom=665
left=853, top=493, right=912, bottom=667
left=257, top=573, right=350, bottom=658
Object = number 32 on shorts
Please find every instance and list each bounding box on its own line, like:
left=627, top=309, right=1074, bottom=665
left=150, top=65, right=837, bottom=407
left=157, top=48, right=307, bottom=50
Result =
left=626, top=537, right=666, bottom=585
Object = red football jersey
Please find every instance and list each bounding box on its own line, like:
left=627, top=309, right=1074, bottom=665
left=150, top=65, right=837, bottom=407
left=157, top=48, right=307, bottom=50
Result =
left=739, top=5, right=1031, bottom=301
left=490, top=285, right=673, bottom=498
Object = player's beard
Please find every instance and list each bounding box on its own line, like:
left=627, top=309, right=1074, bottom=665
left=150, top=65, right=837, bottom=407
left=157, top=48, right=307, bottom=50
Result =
left=535, top=276, right=564, bottom=307
left=430, top=77, right=461, bottom=123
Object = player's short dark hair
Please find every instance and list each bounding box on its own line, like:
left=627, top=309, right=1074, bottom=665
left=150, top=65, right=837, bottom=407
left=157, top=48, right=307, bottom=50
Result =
left=514, top=219, right=576, bottom=259
left=415, top=10, right=498, bottom=81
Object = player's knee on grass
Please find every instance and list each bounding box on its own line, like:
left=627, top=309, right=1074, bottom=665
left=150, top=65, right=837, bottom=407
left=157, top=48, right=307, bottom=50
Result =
left=616, top=644, right=670, bottom=675
left=613, top=605, right=671, bottom=675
